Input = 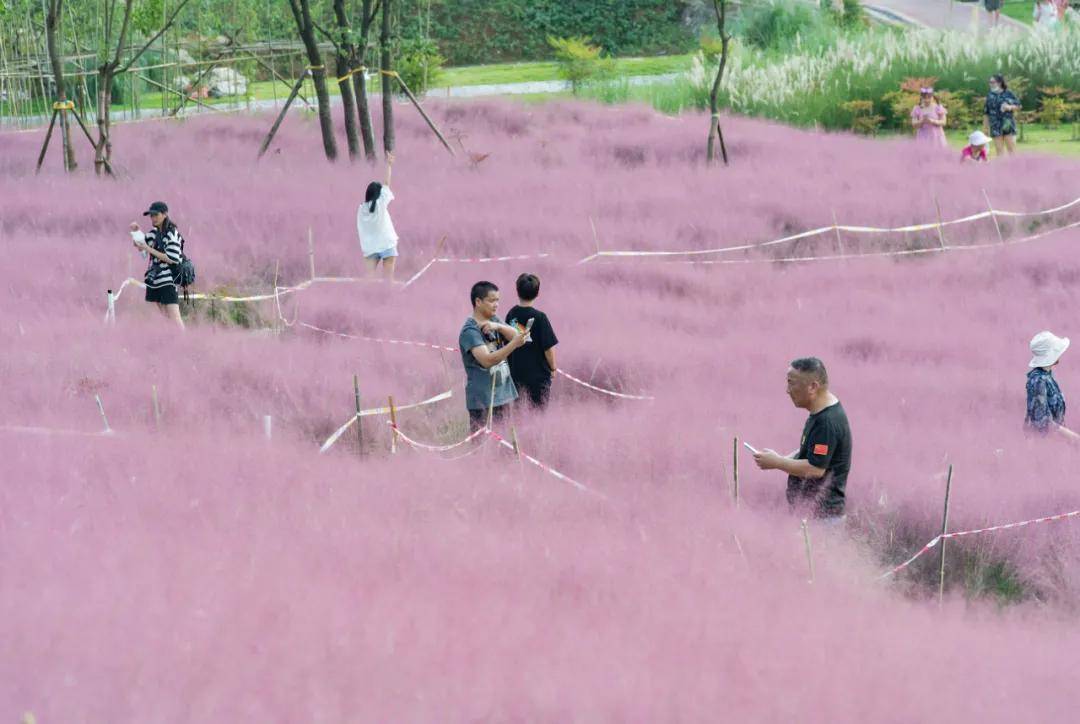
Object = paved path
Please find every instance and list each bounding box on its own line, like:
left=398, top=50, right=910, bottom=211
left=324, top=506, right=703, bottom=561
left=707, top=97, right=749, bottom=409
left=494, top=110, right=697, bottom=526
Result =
left=863, top=0, right=1028, bottom=32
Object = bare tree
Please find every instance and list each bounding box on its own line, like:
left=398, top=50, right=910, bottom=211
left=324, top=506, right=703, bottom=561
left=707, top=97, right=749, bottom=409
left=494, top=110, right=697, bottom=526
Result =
left=287, top=0, right=339, bottom=161
left=93, top=0, right=191, bottom=175
left=706, top=0, right=731, bottom=166
left=379, top=0, right=394, bottom=155
left=325, top=0, right=360, bottom=159
left=43, top=0, right=76, bottom=171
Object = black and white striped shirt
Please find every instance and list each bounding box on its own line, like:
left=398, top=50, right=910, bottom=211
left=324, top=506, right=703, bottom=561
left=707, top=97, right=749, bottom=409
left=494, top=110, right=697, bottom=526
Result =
left=143, top=224, right=183, bottom=289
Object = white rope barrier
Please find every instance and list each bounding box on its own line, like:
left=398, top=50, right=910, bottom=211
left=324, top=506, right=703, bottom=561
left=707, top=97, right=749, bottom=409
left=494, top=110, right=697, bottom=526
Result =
left=581, top=194, right=1080, bottom=262
left=388, top=421, right=488, bottom=452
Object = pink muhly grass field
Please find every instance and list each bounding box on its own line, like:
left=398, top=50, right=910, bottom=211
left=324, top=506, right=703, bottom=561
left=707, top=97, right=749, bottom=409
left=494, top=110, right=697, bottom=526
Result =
left=2, top=100, right=1080, bottom=720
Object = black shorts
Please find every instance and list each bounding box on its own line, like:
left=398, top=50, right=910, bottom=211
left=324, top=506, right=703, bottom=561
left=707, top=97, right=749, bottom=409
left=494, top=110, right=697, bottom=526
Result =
left=145, top=284, right=178, bottom=305
left=516, top=380, right=552, bottom=407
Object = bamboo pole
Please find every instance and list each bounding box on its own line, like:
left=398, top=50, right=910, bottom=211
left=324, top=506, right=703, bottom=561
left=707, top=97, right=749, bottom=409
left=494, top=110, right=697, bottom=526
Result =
left=486, top=373, right=498, bottom=430
left=136, top=73, right=220, bottom=114
left=308, top=228, right=316, bottom=280
left=933, top=195, right=947, bottom=250
left=95, top=394, right=110, bottom=433
left=801, top=519, right=815, bottom=584
left=982, top=188, right=1005, bottom=245
left=353, top=374, right=364, bottom=455
left=938, top=464, right=954, bottom=605
left=732, top=436, right=740, bottom=508
left=831, top=209, right=845, bottom=257
left=388, top=395, right=399, bottom=453
left=152, top=384, right=161, bottom=428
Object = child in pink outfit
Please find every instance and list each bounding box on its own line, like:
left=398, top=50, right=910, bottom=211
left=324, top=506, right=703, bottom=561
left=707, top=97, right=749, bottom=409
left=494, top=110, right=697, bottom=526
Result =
left=911, top=88, right=948, bottom=149
left=961, top=131, right=991, bottom=162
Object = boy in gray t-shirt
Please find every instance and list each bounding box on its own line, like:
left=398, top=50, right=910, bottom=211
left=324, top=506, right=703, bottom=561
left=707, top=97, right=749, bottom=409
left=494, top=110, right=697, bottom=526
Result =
left=459, top=281, right=526, bottom=430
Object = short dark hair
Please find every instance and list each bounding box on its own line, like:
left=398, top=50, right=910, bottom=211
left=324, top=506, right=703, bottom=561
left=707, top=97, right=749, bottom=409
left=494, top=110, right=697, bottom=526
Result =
left=791, top=357, right=828, bottom=386
left=470, top=281, right=498, bottom=308
left=516, top=273, right=540, bottom=301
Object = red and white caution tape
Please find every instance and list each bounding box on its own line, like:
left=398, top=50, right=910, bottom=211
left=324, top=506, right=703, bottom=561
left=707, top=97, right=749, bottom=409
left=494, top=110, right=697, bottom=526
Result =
left=319, top=388, right=453, bottom=454
left=879, top=507, right=1080, bottom=580
left=486, top=429, right=606, bottom=499
left=388, top=421, right=487, bottom=452
left=556, top=369, right=654, bottom=400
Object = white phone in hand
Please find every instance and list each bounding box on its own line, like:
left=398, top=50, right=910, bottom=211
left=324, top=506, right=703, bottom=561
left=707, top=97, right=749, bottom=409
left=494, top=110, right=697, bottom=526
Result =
left=743, top=441, right=760, bottom=454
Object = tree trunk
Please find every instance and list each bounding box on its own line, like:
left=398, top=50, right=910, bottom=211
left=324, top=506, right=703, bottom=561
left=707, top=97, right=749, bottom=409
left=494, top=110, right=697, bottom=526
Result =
left=45, top=0, right=76, bottom=171
left=332, top=0, right=360, bottom=159
left=707, top=0, right=730, bottom=166
left=354, top=0, right=379, bottom=160
left=288, top=0, right=338, bottom=161
left=94, top=69, right=113, bottom=175
left=380, top=0, right=395, bottom=155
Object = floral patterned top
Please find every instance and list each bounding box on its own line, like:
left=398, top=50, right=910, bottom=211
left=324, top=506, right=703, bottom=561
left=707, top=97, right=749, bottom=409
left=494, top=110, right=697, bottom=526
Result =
left=1026, top=367, right=1066, bottom=433
left=984, top=90, right=1020, bottom=138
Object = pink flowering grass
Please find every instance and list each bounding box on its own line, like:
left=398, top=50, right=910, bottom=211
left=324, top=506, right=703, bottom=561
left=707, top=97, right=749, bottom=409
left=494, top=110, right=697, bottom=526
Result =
left=2, top=100, right=1080, bottom=719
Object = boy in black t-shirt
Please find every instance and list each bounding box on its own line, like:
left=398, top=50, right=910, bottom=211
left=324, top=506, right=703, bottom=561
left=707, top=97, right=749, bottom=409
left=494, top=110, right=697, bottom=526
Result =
left=506, top=273, right=559, bottom=407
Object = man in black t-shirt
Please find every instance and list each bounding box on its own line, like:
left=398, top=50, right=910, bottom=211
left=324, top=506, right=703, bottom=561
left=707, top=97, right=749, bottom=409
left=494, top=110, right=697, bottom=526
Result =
left=506, top=273, right=559, bottom=407
left=752, top=357, right=852, bottom=519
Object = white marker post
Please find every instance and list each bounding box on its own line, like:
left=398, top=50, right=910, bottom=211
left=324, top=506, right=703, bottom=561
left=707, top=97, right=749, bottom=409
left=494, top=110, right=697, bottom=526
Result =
left=263, top=415, right=273, bottom=441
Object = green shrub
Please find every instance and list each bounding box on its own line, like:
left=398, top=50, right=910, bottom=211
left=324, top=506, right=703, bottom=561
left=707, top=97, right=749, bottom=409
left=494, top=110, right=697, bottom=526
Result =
left=548, top=36, right=615, bottom=94
left=394, top=37, right=445, bottom=96
left=737, top=0, right=827, bottom=51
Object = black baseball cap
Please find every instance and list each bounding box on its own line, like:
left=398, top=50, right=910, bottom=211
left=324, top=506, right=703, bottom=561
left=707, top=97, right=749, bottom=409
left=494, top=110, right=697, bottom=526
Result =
left=143, top=201, right=169, bottom=216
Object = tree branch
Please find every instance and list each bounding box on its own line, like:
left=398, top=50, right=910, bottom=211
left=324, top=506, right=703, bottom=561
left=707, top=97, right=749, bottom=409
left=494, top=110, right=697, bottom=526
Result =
left=116, top=0, right=195, bottom=74
left=312, top=18, right=341, bottom=52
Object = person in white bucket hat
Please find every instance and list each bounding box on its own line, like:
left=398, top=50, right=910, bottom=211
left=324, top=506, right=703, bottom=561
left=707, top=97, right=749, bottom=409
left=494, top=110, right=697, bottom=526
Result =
left=961, top=131, right=990, bottom=163
left=1025, top=331, right=1079, bottom=439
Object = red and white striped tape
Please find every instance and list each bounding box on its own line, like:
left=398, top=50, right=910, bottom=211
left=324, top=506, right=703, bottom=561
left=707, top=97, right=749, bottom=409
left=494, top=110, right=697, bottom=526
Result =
left=319, top=389, right=454, bottom=454
left=486, top=429, right=606, bottom=499
left=879, top=507, right=1080, bottom=580
left=436, top=253, right=552, bottom=263
left=556, top=369, right=654, bottom=401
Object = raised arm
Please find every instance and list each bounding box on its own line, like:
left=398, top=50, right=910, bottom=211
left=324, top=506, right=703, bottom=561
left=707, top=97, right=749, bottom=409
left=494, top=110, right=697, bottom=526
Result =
left=470, top=333, right=525, bottom=369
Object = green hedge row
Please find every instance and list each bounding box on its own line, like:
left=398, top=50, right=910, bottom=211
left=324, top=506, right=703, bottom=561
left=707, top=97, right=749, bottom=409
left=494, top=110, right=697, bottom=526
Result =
left=398, top=0, right=696, bottom=65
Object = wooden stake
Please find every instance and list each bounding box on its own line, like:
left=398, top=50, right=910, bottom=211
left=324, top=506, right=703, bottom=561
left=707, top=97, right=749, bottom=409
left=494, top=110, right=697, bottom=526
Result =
left=933, top=195, right=947, bottom=250
left=982, top=188, right=1005, bottom=245
left=486, top=373, right=498, bottom=430
left=151, top=384, right=161, bottom=428
left=831, top=209, right=845, bottom=257
left=589, top=215, right=602, bottom=257
left=34, top=108, right=59, bottom=173
left=388, top=71, right=455, bottom=156
left=732, top=436, right=740, bottom=508
left=257, top=69, right=309, bottom=159
left=307, top=228, right=316, bottom=280
left=801, top=519, right=815, bottom=584
left=353, top=374, right=364, bottom=455
left=388, top=395, right=399, bottom=454
left=938, top=464, right=954, bottom=605
left=94, top=394, right=110, bottom=433
left=510, top=426, right=521, bottom=458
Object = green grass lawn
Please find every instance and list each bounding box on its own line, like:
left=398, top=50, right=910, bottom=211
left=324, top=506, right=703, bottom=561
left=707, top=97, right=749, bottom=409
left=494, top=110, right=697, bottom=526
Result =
left=74, top=52, right=694, bottom=114
left=1001, top=0, right=1034, bottom=24
left=941, top=123, right=1080, bottom=156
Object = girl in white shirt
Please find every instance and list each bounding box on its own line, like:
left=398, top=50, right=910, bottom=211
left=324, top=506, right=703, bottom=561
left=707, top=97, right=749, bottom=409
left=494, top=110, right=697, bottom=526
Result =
left=357, top=153, right=399, bottom=281
left=1034, top=0, right=1060, bottom=31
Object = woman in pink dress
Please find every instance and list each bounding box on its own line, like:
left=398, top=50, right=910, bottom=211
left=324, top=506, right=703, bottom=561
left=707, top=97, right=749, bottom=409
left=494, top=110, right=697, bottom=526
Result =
left=910, top=88, right=948, bottom=149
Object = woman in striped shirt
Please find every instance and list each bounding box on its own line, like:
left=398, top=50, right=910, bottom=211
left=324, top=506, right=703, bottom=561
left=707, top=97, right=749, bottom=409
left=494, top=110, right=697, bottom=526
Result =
left=130, top=201, right=185, bottom=329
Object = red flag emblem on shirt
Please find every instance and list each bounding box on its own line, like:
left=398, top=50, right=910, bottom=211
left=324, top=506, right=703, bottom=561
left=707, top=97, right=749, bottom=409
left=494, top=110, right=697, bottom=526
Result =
left=813, top=443, right=829, bottom=456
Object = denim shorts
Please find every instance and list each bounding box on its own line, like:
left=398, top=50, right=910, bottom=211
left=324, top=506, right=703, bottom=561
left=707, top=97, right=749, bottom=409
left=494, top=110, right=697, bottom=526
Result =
left=365, top=246, right=398, bottom=261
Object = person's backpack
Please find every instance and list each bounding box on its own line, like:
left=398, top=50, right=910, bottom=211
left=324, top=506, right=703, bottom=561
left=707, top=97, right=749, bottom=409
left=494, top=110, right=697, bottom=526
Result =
left=171, top=234, right=196, bottom=298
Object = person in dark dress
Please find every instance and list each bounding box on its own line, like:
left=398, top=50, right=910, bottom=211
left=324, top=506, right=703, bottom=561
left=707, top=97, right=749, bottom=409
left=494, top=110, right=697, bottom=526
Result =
left=753, top=357, right=853, bottom=522
left=1025, top=330, right=1079, bottom=441
left=984, top=74, right=1021, bottom=157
